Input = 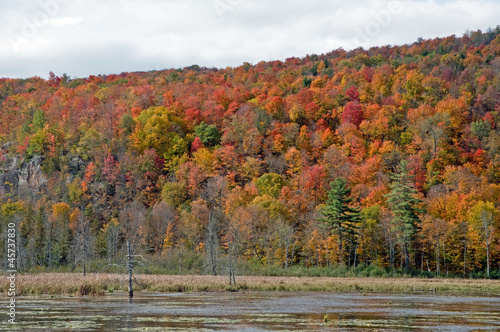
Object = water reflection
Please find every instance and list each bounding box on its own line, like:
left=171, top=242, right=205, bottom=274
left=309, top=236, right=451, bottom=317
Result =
left=1, top=292, right=500, bottom=331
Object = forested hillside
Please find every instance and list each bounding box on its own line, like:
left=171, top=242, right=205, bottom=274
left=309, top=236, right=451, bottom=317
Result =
left=1, top=28, right=500, bottom=277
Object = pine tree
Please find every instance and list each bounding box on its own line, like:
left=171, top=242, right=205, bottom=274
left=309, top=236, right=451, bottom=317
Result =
left=320, top=177, right=361, bottom=264
left=385, top=160, right=424, bottom=271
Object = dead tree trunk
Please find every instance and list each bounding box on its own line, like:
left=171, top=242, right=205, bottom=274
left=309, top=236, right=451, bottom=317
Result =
left=83, top=249, right=86, bottom=277
left=127, top=240, right=133, bottom=298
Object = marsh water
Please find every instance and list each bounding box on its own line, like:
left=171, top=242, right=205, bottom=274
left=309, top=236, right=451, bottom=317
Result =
left=2, top=292, right=500, bottom=331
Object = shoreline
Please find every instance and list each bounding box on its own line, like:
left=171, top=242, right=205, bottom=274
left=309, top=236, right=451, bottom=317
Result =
left=1, top=273, right=500, bottom=297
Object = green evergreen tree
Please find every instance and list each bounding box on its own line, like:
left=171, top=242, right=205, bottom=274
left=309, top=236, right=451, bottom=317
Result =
left=385, top=160, right=424, bottom=271
left=194, top=122, right=221, bottom=147
left=320, top=177, right=361, bottom=264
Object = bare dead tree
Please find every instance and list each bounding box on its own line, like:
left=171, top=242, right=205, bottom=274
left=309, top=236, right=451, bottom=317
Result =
left=381, top=211, right=397, bottom=269
left=202, top=176, right=228, bottom=276
left=480, top=209, right=495, bottom=279
left=148, top=201, right=176, bottom=255
left=119, top=201, right=146, bottom=250
left=71, top=213, right=93, bottom=276
left=106, top=220, right=120, bottom=262
left=127, top=240, right=133, bottom=298
left=105, top=239, right=151, bottom=300
left=206, top=210, right=221, bottom=276
left=226, top=216, right=244, bottom=286
left=226, top=224, right=237, bottom=286
left=272, top=218, right=296, bottom=269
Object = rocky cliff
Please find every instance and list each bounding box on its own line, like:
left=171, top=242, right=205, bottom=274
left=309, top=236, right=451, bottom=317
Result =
left=0, top=144, right=47, bottom=199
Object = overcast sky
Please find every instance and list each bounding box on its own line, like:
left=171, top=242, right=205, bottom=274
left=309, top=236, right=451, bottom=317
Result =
left=1, top=0, right=498, bottom=79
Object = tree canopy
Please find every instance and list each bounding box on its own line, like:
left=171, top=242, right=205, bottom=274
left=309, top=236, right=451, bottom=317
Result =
left=1, top=28, right=500, bottom=276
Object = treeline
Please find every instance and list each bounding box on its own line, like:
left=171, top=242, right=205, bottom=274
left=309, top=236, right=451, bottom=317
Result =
left=1, top=28, right=500, bottom=278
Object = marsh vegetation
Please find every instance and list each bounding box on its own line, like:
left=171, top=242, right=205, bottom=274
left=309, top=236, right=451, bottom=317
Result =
left=2, top=273, right=500, bottom=296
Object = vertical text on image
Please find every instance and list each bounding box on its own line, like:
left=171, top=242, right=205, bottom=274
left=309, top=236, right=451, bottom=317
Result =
left=6, top=222, right=17, bottom=325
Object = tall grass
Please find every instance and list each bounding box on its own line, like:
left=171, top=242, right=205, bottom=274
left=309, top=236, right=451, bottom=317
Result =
left=2, top=273, right=500, bottom=296
left=9, top=251, right=499, bottom=296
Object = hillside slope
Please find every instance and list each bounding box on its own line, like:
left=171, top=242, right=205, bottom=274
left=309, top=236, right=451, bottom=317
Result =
left=1, top=28, right=500, bottom=276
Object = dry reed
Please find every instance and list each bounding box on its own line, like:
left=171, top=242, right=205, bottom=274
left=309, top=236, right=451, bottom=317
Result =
left=1, top=273, right=499, bottom=296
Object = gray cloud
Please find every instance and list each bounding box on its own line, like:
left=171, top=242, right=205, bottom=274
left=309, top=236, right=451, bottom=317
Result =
left=0, top=0, right=498, bottom=79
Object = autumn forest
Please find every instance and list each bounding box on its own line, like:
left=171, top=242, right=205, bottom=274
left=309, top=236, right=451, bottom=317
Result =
left=1, top=28, right=500, bottom=279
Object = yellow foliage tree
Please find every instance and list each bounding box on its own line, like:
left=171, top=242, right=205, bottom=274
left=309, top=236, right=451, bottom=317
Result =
left=467, top=201, right=498, bottom=278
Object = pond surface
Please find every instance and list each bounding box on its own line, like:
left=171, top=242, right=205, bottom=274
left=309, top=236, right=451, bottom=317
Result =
left=2, top=292, right=500, bottom=331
